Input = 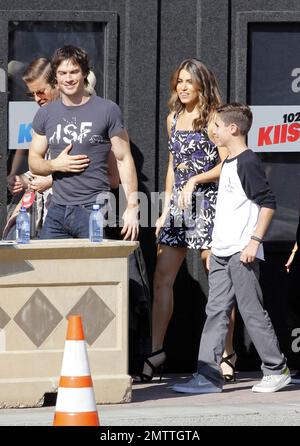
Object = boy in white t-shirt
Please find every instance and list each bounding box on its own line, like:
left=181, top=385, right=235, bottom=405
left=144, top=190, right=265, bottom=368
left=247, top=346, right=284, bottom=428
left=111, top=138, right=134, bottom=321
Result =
left=173, top=103, right=291, bottom=394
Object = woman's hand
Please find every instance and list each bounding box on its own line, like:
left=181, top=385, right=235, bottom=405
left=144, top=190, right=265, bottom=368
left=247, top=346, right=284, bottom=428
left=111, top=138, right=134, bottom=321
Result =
left=155, top=212, right=169, bottom=238
left=285, top=251, right=296, bottom=273
left=178, top=178, right=196, bottom=209
left=285, top=243, right=297, bottom=273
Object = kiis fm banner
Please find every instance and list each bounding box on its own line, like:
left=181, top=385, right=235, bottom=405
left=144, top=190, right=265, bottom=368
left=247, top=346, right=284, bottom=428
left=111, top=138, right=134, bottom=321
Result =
left=9, top=101, right=39, bottom=150
left=249, top=106, right=300, bottom=152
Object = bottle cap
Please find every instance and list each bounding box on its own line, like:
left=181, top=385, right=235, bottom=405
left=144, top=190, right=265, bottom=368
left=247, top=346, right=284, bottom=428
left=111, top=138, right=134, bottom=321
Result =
left=20, top=206, right=27, bottom=212
left=92, top=204, right=100, bottom=210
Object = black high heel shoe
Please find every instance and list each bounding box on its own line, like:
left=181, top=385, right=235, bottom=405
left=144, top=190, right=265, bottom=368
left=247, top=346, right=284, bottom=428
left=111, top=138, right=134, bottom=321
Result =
left=220, top=352, right=237, bottom=382
left=140, top=349, right=166, bottom=382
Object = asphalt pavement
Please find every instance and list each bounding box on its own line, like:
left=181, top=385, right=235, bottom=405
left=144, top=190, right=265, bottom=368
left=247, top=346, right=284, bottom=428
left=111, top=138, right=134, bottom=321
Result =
left=0, top=372, right=300, bottom=427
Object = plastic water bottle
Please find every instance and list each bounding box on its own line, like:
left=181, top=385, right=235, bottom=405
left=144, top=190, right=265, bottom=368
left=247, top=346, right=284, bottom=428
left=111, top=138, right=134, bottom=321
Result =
left=16, top=206, right=30, bottom=244
left=89, top=204, right=103, bottom=242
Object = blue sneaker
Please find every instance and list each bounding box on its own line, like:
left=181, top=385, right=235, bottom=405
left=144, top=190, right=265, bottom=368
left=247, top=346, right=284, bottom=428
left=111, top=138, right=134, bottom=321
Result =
left=172, top=373, right=223, bottom=394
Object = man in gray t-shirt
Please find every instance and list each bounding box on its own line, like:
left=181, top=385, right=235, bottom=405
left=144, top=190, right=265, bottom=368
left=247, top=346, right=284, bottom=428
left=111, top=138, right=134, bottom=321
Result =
left=32, top=94, right=122, bottom=206
left=29, top=45, right=138, bottom=240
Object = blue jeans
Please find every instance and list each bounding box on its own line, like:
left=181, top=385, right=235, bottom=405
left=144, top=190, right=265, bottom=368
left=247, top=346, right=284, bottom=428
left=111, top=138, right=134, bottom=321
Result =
left=40, top=202, right=106, bottom=239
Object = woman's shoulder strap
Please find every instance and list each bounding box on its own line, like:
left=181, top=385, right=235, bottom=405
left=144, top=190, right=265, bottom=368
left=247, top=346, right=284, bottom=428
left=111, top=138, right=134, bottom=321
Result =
left=167, top=111, right=178, bottom=136
left=170, top=111, right=178, bottom=132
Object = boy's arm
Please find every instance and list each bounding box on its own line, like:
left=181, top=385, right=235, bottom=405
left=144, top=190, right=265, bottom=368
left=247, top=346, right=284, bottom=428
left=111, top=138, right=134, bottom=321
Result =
left=240, top=207, right=274, bottom=264
left=178, top=146, right=228, bottom=209
left=237, top=152, right=276, bottom=263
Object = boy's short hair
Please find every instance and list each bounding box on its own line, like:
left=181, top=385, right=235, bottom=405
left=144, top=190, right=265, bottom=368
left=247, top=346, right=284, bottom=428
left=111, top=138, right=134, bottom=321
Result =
left=216, top=103, right=253, bottom=136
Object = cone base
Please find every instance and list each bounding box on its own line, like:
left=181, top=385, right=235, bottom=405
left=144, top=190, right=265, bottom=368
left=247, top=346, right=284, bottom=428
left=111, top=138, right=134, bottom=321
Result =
left=53, top=411, right=100, bottom=426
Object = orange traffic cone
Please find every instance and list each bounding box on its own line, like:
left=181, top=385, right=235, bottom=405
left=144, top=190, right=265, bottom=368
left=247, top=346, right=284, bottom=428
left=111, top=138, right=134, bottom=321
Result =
left=53, top=315, right=100, bottom=426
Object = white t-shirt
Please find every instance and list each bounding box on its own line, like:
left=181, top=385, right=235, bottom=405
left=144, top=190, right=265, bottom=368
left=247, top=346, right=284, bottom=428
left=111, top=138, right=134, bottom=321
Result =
left=211, top=149, right=276, bottom=260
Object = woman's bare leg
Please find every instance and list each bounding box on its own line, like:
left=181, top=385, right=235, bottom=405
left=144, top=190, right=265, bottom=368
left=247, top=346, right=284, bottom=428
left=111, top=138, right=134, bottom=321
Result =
left=152, top=244, right=187, bottom=352
left=221, top=306, right=236, bottom=376
left=141, top=245, right=187, bottom=377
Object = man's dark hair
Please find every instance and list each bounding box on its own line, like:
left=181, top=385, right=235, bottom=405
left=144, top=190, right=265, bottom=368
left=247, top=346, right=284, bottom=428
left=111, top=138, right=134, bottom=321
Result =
left=216, top=103, right=253, bottom=136
left=50, top=45, right=90, bottom=86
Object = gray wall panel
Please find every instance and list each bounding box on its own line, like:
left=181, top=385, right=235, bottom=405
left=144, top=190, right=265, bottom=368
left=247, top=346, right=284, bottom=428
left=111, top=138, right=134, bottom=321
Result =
left=158, top=0, right=198, bottom=193
left=230, top=0, right=300, bottom=101
left=123, top=0, right=158, bottom=195
left=197, top=0, right=229, bottom=101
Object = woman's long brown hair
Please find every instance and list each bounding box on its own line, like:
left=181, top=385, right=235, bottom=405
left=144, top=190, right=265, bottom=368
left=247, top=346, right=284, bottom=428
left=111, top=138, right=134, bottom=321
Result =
left=168, top=58, right=222, bottom=132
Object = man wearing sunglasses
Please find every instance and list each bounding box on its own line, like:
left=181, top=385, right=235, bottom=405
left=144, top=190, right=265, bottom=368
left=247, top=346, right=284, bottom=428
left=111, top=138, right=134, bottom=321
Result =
left=7, top=59, right=57, bottom=197
left=25, top=85, right=54, bottom=104
left=4, top=59, right=57, bottom=238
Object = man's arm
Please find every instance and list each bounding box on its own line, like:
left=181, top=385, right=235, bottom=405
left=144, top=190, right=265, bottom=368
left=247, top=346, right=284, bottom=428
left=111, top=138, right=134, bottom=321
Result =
left=107, top=150, right=120, bottom=190
left=7, top=149, right=29, bottom=195
left=240, top=207, right=275, bottom=263
left=29, top=132, right=90, bottom=176
left=29, top=133, right=52, bottom=175
left=110, top=130, right=139, bottom=241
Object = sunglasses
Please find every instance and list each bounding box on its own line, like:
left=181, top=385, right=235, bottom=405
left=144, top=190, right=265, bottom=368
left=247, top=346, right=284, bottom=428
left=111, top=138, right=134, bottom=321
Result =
left=25, top=88, right=48, bottom=98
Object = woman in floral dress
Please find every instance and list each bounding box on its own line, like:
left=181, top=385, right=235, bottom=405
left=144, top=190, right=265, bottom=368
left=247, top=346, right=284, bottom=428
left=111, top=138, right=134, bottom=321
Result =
left=140, top=59, right=236, bottom=382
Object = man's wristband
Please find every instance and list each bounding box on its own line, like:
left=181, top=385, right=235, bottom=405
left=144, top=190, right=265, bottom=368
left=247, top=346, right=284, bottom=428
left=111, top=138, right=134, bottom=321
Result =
left=251, top=235, right=262, bottom=243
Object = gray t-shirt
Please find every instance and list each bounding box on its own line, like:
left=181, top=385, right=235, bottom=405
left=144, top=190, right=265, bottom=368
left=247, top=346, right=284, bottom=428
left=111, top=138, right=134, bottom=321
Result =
left=32, top=95, right=124, bottom=205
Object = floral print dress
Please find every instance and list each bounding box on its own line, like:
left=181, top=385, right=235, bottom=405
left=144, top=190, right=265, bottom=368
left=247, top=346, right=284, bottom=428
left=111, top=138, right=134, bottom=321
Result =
left=158, top=113, right=219, bottom=249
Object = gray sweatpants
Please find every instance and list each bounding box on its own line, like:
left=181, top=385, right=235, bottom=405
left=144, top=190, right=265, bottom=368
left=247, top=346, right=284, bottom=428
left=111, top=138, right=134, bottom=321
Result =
left=197, top=252, right=287, bottom=386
